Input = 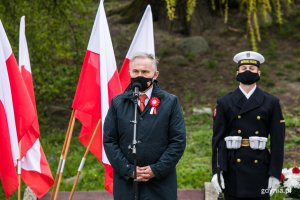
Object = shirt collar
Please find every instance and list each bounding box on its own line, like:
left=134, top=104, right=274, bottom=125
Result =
left=239, top=85, right=256, bottom=99
left=140, top=86, right=153, bottom=99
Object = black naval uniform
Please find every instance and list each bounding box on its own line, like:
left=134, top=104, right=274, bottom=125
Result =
left=212, top=87, right=285, bottom=199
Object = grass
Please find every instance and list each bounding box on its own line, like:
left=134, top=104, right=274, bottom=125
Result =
left=177, top=114, right=212, bottom=188
left=1, top=111, right=299, bottom=199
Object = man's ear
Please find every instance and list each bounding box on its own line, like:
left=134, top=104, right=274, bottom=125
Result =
left=153, top=71, right=159, bottom=80
left=258, top=70, right=261, bottom=76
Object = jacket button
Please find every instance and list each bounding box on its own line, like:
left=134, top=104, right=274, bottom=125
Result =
left=237, top=129, right=242, bottom=134
left=257, top=116, right=261, bottom=120
left=255, top=131, right=259, bottom=135
left=237, top=115, right=241, bottom=119
left=237, top=158, right=241, bottom=163
left=254, top=160, right=258, bottom=164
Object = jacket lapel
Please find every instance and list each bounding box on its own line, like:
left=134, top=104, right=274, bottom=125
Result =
left=239, top=87, right=265, bottom=115
left=141, top=82, right=164, bottom=116
left=232, top=88, right=247, bottom=109
left=123, top=81, right=164, bottom=116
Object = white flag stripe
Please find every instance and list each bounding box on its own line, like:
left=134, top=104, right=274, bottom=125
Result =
left=0, top=20, right=13, bottom=60
left=21, top=139, right=41, bottom=172
left=19, top=16, right=31, bottom=73
left=0, top=40, right=19, bottom=165
left=18, top=15, right=42, bottom=172
left=87, top=3, right=101, bottom=55
left=125, top=5, right=155, bottom=59
left=99, top=0, right=114, bottom=165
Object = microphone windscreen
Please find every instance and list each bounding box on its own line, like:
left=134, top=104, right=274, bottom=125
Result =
left=132, top=82, right=142, bottom=90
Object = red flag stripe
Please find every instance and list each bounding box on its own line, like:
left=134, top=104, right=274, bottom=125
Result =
left=0, top=101, right=19, bottom=198
left=18, top=16, right=54, bottom=197
left=72, top=0, right=122, bottom=193
left=119, top=58, right=130, bottom=91
left=0, top=38, right=18, bottom=198
left=21, top=140, right=54, bottom=198
left=1, top=20, right=39, bottom=158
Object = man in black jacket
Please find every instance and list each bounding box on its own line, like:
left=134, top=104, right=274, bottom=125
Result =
left=104, top=52, right=186, bottom=200
left=211, top=51, right=285, bottom=199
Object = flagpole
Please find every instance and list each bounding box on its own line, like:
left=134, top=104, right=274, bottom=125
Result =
left=51, top=110, right=75, bottom=198
left=50, top=110, right=74, bottom=200
left=68, top=119, right=101, bottom=200
left=17, top=141, right=22, bottom=200
left=51, top=110, right=76, bottom=200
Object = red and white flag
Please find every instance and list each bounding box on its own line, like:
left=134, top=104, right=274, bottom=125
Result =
left=0, top=20, right=39, bottom=159
left=119, top=5, right=155, bottom=90
left=18, top=16, right=54, bottom=198
left=0, top=27, right=19, bottom=199
left=72, top=0, right=122, bottom=193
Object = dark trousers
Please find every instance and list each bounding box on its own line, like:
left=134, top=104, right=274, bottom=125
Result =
left=224, top=194, right=270, bottom=200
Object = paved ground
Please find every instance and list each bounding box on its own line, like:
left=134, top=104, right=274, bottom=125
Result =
left=39, top=189, right=204, bottom=200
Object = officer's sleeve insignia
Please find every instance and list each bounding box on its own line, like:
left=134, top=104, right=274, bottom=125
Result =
left=280, top=119, right=285, bottom=123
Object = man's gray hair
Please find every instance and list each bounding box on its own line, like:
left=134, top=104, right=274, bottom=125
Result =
left=130, top=52, right=158, bottom=70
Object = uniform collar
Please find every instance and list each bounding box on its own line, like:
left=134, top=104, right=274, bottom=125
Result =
left=239, top=85, right=257, bottom=99
left=238, top=87, right=265, bottom=115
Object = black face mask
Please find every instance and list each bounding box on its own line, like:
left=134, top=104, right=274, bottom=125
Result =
left=236, top=70, right=260, bottom=85
left=131, top=76, right=153, bottom=91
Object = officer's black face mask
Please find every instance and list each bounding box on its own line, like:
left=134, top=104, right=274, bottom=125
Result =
left=236, top=70, right=260, bottom=85
left=131, top=76, right=153, bottom=92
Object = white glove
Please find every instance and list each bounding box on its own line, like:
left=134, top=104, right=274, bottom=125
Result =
left=268, top=176, right=280, bottom=196
left=211, top=172, right=225, bottom=194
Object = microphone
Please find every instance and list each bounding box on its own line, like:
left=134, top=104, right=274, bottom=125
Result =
left=132, top=82, right=142, bottom=98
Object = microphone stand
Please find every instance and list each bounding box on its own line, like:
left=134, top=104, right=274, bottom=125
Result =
left=129, top=85, right=140, bottom=200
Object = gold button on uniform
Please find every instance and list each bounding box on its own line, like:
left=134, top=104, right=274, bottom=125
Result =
left=257, top=116, right=261, bottom=120
left=237, top=130, right=242, bottom=134
left=254, top=160, right=258, bottom=164
left=237, top=115, right=241, bottom=119
left=237, top=158, right=241, bottom=163
left=255, top=131, right=259, bottom=135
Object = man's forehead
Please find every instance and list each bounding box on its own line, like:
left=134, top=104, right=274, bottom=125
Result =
left=131, top=57, right=153, bottom=67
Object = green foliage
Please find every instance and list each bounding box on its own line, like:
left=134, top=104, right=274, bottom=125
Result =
left=41, top=128, right=105, bottom=191
left=285, top=114, right=300, bottom=127
left=0, top=0, right=98, bottom=133
left=177, top=114, right=213, bottom=188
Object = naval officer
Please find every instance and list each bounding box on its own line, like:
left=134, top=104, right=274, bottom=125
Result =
left=211, top=51, right=285, bottom=199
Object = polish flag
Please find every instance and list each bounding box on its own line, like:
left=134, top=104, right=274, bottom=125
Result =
left=119, top=5, right=155, bottom=90
left=0, top=20, right=39, bottom=158
left=18, top=16, right=54, bottom=198
left=0, top=30, right=19, bottom=199
left=72, top=0, right=122, bottom=193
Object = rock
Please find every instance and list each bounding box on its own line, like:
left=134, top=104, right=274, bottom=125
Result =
left=193, top=107, right=212, bottom=115
left=23, top=187, right=37, bottom=200
left=162, top=55, right=190, bottom=67
left=177, top=36, right=209, bottom=59
left=205, top=182, right=219, bottom=200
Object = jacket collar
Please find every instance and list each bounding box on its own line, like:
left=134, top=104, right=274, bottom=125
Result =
left=123, top=81, right=164, bottom=115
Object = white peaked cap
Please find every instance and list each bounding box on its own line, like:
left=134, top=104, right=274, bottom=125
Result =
left=233, top=51, right=265, bottom=64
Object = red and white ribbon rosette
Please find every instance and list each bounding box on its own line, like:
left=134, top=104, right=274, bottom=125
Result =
left=149, top=97, right=160, bottom=115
